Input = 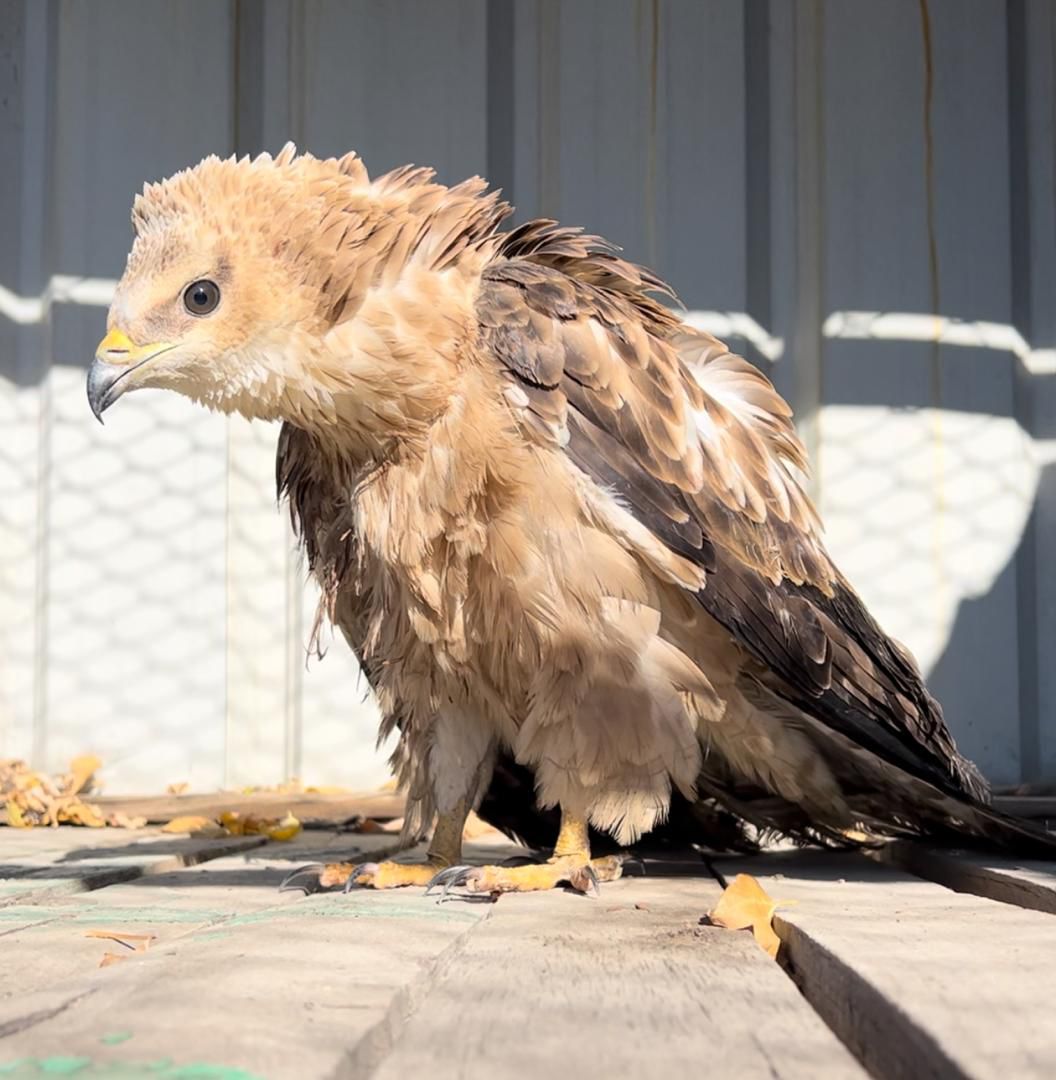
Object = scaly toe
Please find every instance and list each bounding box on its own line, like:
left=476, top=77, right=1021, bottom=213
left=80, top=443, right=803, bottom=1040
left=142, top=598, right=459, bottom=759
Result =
left=568, top=863, right=600, bottom=896
left=590, top=854, right=629, bottom=883
left=336, top=860, right=452, bottom=890
left=343, top=862, right=379, bottom=892
left=444, top=859, right=587, bottom=895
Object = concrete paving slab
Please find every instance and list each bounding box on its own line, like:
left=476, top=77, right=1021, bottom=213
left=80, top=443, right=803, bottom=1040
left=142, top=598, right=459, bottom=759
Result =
left=0, top=828, right=267, bottom=906
left=0, top=836, right=506, bottom=1079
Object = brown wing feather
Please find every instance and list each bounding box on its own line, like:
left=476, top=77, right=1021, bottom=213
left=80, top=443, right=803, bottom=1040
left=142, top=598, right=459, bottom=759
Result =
left=475, top=221, right=987, bottom=804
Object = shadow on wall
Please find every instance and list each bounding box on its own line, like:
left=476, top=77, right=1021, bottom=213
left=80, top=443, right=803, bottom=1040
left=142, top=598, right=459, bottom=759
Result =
left=819, top=330, right=1053, bottom=786
left=928, top=462, right=1055, bottom=787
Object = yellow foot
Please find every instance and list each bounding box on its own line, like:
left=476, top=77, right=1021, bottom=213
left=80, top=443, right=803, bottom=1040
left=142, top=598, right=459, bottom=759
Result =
left=278, top=860, right=447, bottom=893
left=426, top=855, right=627, bottom=899
left=342, top=860, right=449, bottom=890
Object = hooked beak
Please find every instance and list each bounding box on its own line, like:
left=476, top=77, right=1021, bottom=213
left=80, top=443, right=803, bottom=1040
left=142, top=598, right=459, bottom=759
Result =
left=87, top=328, right=176, bottom=422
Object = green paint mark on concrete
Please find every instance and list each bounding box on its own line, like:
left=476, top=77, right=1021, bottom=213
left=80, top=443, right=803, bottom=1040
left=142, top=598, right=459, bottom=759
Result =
left=224, top=897, right=479, bottom=927
left=0, top=1059, right=264, bottom=1079
left=69, top=909, right=232, bottom=926
left=165, top=1068, right=263, bottom=1079
left=0, top=1059, right=91, bottom=1076
left=178, top=896, right=478, bottom=939
left=32, top=1058, right=90, bottom=1075
left=0, top=910, right=53, bottom=924
left=98, top=1034, right=132, bottom=1046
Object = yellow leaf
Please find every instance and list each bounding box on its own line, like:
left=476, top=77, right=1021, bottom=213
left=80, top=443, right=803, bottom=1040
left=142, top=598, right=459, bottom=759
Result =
left=67, top=754, right=102, bottom=796
left=239, top=814, right=268, bottom=835
left=62, top=799, right=106, bottom=828
left=708, top=873, right=795, bottom=959
left=262, top=812, right=302, bottom=842
left=5, top=800, right=29, bottom=828
left=85, top=929, right=155, bottom=951
left=219, top=810, right=246, bottom=835
left=166, top=781, right=189, bottom=795
left=161, top=815, right=227, bottom=837
left=107, top=811, right=148, bottom=829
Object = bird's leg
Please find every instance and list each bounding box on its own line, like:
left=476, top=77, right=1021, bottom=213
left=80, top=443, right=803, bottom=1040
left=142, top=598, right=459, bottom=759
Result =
left=280, top=800, right=469, bottom=893
left=427, top=809, right=626, bottom=897
left=335, top=798, right=470, bottom=890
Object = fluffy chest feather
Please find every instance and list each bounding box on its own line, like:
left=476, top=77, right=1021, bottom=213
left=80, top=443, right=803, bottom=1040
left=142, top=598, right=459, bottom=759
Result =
left=283, top=368, right=709, bottom=724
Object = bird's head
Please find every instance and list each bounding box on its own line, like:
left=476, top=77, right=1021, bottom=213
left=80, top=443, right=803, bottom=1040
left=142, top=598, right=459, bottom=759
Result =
left=88, top=145, right=481, bottom=444
left=89, top=146, right=352, bottom=423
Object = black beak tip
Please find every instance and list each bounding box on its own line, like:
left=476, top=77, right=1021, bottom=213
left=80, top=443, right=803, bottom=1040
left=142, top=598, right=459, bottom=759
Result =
left=86, top=358, right=122, bottom=423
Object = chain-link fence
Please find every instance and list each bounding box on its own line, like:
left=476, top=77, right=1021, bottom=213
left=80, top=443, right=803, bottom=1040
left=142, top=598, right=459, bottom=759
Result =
left=1, top=319, right=387, bottom=795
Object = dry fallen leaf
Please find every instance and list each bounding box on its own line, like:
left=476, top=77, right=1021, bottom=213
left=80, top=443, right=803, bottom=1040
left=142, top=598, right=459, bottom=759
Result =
left=220, top=810, right=246, bottom=835
left=85, top=929, right=156, bottom=949
left=107, top=811, right=148, bottom=830
left=166, top=781, right=190, bottom=795
left=67, top=754, right=102, bottom=796
left=707, top=873, right=796, bottom=959
left=2, top=757, right=108, bottom=829
left=87, top=929, right=155, bottom=967
left=63, top=799, right=106, bottom=828
left=262, top=811, right=302, bottom=842
left=161, top=815, right=227, bottom=838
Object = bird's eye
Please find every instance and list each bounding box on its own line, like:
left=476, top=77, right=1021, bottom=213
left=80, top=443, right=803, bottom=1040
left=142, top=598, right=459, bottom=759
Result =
left=183, top=279, right=220, bottom=316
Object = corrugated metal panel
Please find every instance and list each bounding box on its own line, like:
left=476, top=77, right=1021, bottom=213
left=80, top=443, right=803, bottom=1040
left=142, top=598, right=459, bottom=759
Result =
left=1, top=0, right=1053, bottom=790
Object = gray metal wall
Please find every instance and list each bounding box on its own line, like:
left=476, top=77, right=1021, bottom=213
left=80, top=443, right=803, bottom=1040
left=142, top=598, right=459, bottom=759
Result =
left=1, top=0, right=1054, bottom=791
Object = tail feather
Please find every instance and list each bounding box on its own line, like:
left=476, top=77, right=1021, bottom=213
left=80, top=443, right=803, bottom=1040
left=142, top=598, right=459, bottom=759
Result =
left=475, top=750, right=1056, bottom=860
left=949, top=801, right=1056, bottom=858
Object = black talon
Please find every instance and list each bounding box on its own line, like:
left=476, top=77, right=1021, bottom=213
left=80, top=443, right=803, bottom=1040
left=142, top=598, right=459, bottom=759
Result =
left=441, top=869, right=474, bottom=903
left=620, top=856, right=647, bottom=877
left=425, top=865, right=472, bottom=901
left=424, top=865, right=467, bottom=893
left=278, top=863, right=324, bottom=894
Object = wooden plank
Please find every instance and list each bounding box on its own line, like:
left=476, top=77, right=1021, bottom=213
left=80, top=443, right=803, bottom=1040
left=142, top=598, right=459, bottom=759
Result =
left=880, top=841, right=1056, bottom=917
left=375, top=867, right=864, bottom=1080
left=41, top=789, right=408, bottom=826
left=716, top=851, right=1056, bottom=1080
left=0, top=835, right=506, bottom=1077
left=993, top=796, right=1056, bottom=824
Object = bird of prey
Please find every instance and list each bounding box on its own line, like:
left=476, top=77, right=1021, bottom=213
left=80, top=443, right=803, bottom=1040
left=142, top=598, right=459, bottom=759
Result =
left=88, top=146, right=1053, bottom=893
